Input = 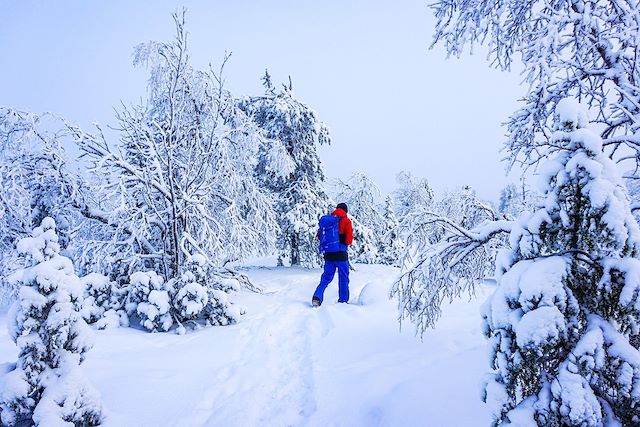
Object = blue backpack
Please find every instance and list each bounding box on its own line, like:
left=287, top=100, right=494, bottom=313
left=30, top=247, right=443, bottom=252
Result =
left=318, top=215, right=348, bottom=253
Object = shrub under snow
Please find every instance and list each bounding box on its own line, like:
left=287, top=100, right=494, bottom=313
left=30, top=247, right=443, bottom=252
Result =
left=123, top=257, right=244, bottom=334
left=81, top=273, right=128, bottom=330
left=173, top=256, right=243, bottom=331
left=124, top=271, right=173, bottom=332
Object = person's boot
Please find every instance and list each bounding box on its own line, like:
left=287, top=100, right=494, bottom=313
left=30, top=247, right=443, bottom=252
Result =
left=312, top=296, right=321, bottom=307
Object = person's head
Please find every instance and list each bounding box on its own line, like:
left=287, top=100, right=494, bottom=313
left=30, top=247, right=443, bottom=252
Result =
left=336, top=203, right=348, bottom=214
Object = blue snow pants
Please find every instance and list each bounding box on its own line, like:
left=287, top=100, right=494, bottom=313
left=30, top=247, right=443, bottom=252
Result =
left=313, top=260, right=350, bottom=303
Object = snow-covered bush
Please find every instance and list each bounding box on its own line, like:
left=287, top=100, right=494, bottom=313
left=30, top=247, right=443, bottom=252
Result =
left=173, top=255, right=209, bottom=323
left=378, top=196, right=404, bottom=266
left=482, top=100, right=640, bottom=426
left=81, top=273, right=128, bottom=329
left=0, top=217, right=103, bottom=426
left=123, top=258, right=244, bottom=334
left=173, top=257, right=243, bottom=330
left=357, top=282, right=391, bottom=306
left=202, top=280, right=243, bottom=327
left=124, top=271, right=173, bottom=332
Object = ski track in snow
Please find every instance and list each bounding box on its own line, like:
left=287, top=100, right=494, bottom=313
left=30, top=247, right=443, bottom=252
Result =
left=0, top=264, right=493, bottom=427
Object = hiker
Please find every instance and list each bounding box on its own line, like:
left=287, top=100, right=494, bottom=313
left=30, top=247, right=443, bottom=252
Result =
left=312, top=203, right=353, bottom=306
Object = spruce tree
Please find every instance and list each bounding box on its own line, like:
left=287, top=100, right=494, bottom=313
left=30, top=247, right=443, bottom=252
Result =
left=482, top=99, right=640, bottom=426
left=239, top=71, right=331, bottom=267
left=0, top=217, right=103, bottom=426
left=378, top=196, right=404, bottom=266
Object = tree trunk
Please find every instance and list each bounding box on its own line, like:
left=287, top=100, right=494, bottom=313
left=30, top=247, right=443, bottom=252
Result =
left=290, top=232, right=299, bottom=265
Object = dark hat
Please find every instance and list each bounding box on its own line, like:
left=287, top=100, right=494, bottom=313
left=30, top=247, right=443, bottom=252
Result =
left=336, top=203, right=348, bottom=213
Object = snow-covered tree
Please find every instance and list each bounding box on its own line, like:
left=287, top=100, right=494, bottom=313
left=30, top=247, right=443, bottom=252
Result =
left=0, top=218, right=103, bottom=426
left=378, top=196, right=404, bottom=266
left=332, top=172, right=383, bottom=263
left=396, top=0, right=640, bottom=332
left=333, top=172, right=383, bottom=228
left=392, top=171, right=434, bottom=222
left=0, top=109, right=95, bottom=306
left=498, top=183, right=525, bottom=220
left=436, top=185, right=495, bottom=230
left=482, top=99, right=640, bottom=426
left=67, top=11, right=277, bottom=281
left=239, top=70, right=331, bottom=267
left=431, top=0, right=640, bottom=180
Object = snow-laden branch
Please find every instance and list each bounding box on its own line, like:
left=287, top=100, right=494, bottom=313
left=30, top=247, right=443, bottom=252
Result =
left=392, top=207, right=512, bottom=333
left=432, top=0, right=640, bottom=177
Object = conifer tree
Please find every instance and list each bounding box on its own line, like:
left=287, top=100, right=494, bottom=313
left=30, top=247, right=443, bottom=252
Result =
left=482, top=100, right=640, bottom=426
left=239, top=70, right=331, bottom=267
left=0, top=218, right=103, bottom=426
left=378, top=196, right=404, bottom=266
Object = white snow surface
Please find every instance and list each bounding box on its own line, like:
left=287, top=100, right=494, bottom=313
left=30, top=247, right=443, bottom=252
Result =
left=0, top=263, right=492, bottom=426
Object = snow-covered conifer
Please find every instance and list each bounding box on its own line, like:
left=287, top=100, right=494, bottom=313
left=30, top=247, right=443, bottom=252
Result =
left=201, top=277, right=243, bottom=328
left=239, top=70, right=331, bottom=267
left=378, top=196, right=404, bottom=266
left=171, top=254, right=244, bottom=330
left=173, top=255, right=209, bottom=324
left=482, top=99, right=640, bottom=426
left=0, top=217, right=103, bottom=426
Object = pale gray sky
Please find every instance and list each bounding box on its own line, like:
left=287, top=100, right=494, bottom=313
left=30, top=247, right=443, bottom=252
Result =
left=1, top=0, right=523, bottom=201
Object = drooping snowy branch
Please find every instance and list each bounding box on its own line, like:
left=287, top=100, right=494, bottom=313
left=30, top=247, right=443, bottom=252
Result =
left=393, top=209, right=511, bottom=331
left=432, top=0, right=640, bottom=176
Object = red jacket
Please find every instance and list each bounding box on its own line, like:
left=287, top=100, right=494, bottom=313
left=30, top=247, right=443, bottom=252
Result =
left=332, top=208, right=353, bottom=246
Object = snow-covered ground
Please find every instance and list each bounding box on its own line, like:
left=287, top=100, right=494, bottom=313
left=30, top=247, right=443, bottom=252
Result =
left=0, top=264, right=493, bottom=426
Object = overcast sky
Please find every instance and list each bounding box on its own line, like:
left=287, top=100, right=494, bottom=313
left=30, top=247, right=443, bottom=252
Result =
left=1, top=0, right=524, bottom=201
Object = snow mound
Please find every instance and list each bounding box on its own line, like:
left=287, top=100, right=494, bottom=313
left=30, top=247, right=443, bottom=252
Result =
left=357, top=282, right=390, bottom=305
